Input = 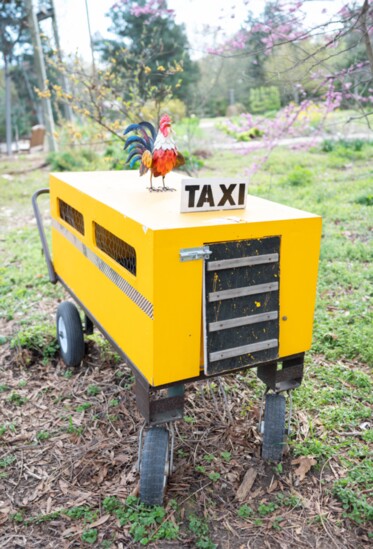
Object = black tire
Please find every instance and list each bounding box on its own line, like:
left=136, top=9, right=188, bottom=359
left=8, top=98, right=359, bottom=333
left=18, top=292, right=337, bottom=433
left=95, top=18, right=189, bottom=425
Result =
left=56, top=301, right=85, bottom=367
left=139, top=427, right=169, bottom=506
left=262, top=393, right=286, bottom=462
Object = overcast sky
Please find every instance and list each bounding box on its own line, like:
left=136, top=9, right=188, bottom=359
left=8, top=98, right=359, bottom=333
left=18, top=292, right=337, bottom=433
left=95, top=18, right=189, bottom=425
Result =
left=52, top=0, right=346, bottom=61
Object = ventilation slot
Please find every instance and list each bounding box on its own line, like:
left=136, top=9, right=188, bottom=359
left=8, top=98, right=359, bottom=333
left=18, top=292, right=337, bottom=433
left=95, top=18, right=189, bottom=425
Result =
left=58, top=199, right=85, bottom=235
left=94, top=223, right=136, bottom=276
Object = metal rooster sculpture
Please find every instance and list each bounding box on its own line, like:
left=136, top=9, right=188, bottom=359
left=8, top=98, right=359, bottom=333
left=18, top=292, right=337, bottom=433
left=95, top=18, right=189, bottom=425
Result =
left=123, top=114, right=185, bottom=191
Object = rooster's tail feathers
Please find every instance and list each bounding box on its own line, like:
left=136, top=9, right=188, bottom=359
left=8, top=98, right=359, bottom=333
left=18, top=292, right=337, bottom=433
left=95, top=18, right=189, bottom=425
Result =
left=123, top=121, right=156, bottom=149
left=127, top=148, right=144, bottom=168
left=123, top=135, right=150, bottom=152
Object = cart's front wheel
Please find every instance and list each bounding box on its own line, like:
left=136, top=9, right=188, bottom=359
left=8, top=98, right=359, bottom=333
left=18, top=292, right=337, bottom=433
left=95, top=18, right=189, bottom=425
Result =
left=56, top=301, right=85, bottom=367
left=140, top=427, right=169, bottom=506
left=262, top=393, right=286, bottom=462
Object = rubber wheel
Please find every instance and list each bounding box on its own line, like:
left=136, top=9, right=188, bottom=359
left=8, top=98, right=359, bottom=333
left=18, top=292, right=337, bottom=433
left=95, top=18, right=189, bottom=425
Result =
left=140, top=427, right=169, bottom=506
left=56, top=301, right=85, bottom=367
left=262, top=393, right=286, bottom=462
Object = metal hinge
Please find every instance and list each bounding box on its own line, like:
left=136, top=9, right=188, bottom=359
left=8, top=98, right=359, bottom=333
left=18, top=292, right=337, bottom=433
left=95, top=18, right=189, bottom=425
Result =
left=180, top=246, right=212, bottom=262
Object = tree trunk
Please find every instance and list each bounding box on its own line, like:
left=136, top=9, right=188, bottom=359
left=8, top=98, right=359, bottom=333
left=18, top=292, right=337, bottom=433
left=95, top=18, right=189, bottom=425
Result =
left=25, top=0, right=58, bottom=152
left=50, top=0, right=73, bottom=122
left=4, top=55, right=12, bottom=156
left=360, top=0, right=373, bottom=77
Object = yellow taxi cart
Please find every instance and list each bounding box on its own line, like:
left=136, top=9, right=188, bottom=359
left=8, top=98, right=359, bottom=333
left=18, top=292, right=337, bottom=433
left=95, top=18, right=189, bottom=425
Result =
left=33, top=171, right=321, bottom=505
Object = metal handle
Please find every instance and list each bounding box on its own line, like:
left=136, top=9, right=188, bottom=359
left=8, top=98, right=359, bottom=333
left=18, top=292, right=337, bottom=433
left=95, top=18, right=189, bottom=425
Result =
left=32, top=188, right=57, bottom=284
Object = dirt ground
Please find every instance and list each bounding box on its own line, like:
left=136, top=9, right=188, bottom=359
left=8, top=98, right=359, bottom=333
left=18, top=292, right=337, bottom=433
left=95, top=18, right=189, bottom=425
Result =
left=0, top=332, right=370, bottom=548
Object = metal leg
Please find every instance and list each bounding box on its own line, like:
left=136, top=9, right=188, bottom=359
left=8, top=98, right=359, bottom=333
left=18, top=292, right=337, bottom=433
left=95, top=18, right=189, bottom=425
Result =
left=84, top=314, right=94, bottom=335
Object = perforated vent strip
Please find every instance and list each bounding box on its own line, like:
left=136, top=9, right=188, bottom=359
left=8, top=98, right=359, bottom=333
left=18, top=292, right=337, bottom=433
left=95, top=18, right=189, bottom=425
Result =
left=58, top=199, right=85, bottom=235
left=95, top=223, right=137, bottom=276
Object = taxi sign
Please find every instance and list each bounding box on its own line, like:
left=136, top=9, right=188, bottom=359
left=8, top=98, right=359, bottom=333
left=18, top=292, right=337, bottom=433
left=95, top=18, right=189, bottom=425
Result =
left=180, top=178, right=248, bottom=213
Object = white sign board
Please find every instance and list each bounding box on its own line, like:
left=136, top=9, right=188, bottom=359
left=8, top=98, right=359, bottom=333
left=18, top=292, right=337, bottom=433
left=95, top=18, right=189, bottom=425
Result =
left=180, top=178, right=248, bottom=213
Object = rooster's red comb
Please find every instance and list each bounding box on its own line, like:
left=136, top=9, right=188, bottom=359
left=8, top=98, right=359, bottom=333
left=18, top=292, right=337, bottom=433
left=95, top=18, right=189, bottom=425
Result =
left=160, top=114, right=172, bottom=127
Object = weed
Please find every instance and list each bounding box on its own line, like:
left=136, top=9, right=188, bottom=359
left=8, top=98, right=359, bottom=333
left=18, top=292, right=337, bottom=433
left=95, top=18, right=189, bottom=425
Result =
left=76, top=402, right=92, bottom=412
left=283, top=166, right=313, bottom=186
left=355, top=194, right=373, bottom=206
left=220, top=451, right=231, bottom=462
left=237, top=504, right=253, bottom=519
left=8, top=392, right=28, bottom=406
left=274, top=463, right=283, bottom=474
left=208, top=472, right=221, bottom=482
left=0, top=422, right=16, bottom=436
left=184, top=415, right=196, bottom=424
left=0, top=384, right=9, bottom=392
left=11, top=325, right=58, bottom=361
left=276, top=493, right=303, bottom=509
left=66, top=417, right=84, bottom=436
left=292, top=438, right=336, bottom=459
left=64, top=505, right=97, bottom=523
left=188, top=514, right=216, bottom=549
left=257, top=502, right=278, bottom=516
left=102, top=495, right=178, bottom=545
left=81, top=529, right=98, bottom=544
left=109, top=399, right=119, bottom=407
left=29, top=511, right=62, bottom=524
left=64, top=369, right=73, bottom=379
left=0, top=455, right=16, bottom=468
left=36, top=431, right=51, bottom=441
left=271, top=516, right=284, bottom=530
left=333, top=482, right=373, bottom=524
left=362, top=430, right=373, bottom=443
left=203, top=453, right=215, bottom=463
left=195, top=465, right=206, bottom=474
left=87, top=385, right=100, bottom=396
left=11, top=512, right=24, bottom=523
left=102, top=496, right=121, bottom=513
left=17, top=379, right=27, bottom=388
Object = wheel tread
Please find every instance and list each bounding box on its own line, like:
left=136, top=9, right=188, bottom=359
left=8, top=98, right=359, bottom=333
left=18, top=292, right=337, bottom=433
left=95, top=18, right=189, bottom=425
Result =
left=140, top=427, right=169, bottom=506
left=262, top=393, right=286, bottom=462
left=56, top=301, right=85, bottom=367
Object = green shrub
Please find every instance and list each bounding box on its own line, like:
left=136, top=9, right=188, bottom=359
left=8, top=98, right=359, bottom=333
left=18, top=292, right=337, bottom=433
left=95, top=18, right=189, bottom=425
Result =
left=355, top=194, right=373, bottom=206
left=104, top=143, right=128, bottom=170
left=236, top=128, right=263, bottom=141
left=283, top=166, right=313, bottom=186
left=46, top=149, right=100, bottom=172
left=321, top=139, right=334, bottom=152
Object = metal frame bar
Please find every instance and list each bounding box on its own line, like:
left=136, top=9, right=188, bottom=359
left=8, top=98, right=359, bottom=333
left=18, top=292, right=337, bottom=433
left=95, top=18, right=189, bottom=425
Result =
left=207, top=253, right=278, bottom=271
left=209, top=281, right=278, bottom=302
left=209, top=311, right=278, bottom=332
left=209, top=338, right=278, bottom=362
left=32, top=188, right=57, bottom=284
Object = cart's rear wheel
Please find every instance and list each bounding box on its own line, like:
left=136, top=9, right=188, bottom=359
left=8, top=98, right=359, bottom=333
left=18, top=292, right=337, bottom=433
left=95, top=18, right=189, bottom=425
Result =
left=140, top=427, right=169, bottom=506
left=56, top=301, right=85, bottom=367
left=262, top=393, right=286, bottom=462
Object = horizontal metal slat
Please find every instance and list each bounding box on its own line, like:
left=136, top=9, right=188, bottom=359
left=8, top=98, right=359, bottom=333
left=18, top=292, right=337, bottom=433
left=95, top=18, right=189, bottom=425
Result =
left=209, top=281, right=279, bottom=302
left=209, top=310, right=278, bottom=332
left=207, top=253, right=278, bottom=271
left=209, top=339, right=278, bottom=362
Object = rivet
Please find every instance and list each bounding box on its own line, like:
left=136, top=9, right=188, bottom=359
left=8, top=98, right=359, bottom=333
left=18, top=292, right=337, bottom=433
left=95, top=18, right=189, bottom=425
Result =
left=282, top=316, right=288, bottom=321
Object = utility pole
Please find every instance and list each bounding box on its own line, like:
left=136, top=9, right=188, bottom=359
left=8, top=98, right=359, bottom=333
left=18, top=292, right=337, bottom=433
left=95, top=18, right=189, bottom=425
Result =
left=25, top=0, right=58, bottom=152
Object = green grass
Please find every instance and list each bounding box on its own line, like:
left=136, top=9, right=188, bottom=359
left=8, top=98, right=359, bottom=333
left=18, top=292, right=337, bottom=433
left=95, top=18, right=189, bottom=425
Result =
left=0, top=133, right=372, bottom=540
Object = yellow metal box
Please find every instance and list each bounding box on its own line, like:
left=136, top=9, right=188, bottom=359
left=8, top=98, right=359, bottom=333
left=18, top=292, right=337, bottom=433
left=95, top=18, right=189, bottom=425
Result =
left=49, top=171, right=321, bottom=387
